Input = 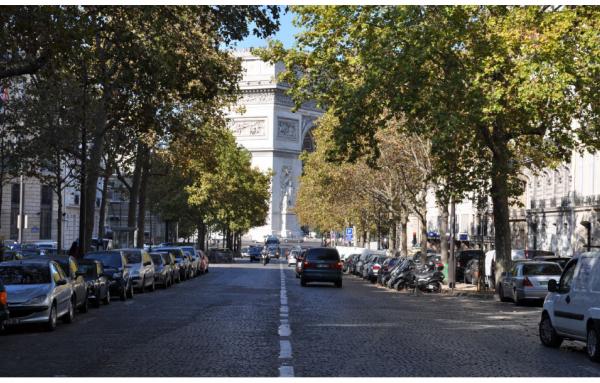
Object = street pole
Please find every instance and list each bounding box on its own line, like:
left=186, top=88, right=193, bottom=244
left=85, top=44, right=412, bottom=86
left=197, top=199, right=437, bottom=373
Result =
left=449, top=197, right=456, bottom=292
left=18, top=174, right=24, bottom=244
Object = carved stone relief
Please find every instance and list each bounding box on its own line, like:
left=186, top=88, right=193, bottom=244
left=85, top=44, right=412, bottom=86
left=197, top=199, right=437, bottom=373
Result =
left=241, top=90, right=274, bottom=104
left=228, top=119, right=266, bottom=137
left=277, top=118, right=299, bottom=141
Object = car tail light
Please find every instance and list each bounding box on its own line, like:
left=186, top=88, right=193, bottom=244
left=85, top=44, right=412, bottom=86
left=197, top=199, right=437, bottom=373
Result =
left=373, top=265, right=381, bottom=270
left=0, top=291, right=6, bottom=305
left=334, top=261, right=343, bottom=270
left=523, top=277, right=533, bottom=287
left=304, top=261, right=312, bottom=269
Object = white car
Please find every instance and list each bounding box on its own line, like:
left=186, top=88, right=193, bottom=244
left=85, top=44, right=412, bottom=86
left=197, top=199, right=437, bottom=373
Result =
left=287, top=251, right=298, bottom=267
left=539, top=251, right=600, bottom=361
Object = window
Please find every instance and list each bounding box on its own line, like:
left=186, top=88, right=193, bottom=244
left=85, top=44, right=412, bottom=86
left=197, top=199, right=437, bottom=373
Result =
left=559, top=260, right=578, bottom=293
left=73, top=194, right=80, bottom=205
left=40, top=185, right=53, bottom=239
left=51, top=264, right=62, bottom=284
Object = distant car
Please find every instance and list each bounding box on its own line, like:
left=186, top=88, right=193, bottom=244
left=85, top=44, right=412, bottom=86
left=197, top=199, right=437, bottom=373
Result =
left=77, top=259, right=110, bottom=307
left=84, top=250, right=134, bottom=301
left=150, top=252, right=173, bottom=288
left=539, top=252, right=600, bottom=361
left=266, top=245, right=281, bottom=259
left=0, top=280, right=8, bottom=331
left=45, top=255, right=89, bottom=313
left=287, top=249, right=299, bottom=266
left=300, top=248, right=343, bottom=288
left=182, top=252, right=197, bottom=278
left=208, top=248, right=234, bottom=263
left=265, top=235, right=280, bottom=246
left=123, top=249, right=156, bottom=292
left=153, top=250, right=181, bottom=283
left=241, top=247, right=250, bottom=258
left=0, top=259, right=75, bottom=331
left=497, top=261, right=562, bottom=304
left=248, top=246, right=263, bottom=262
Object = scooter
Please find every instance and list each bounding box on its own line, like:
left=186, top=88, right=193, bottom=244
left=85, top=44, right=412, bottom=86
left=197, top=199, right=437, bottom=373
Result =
left=408, top=263, right=445, bottom=293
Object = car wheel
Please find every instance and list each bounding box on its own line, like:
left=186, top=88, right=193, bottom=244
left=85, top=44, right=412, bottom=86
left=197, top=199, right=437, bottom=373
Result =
left=63, top=298, right=75, bottom=324
left=335, top=280, right=342, bottom=288
left=103, top=289, right=111, bottom=305
left=301, top=278, right=307, bottom=287
left=498, top=283, right=510, bottom=302
left=79, top=294, right=89, bottom=313
left=539, top=314, right=563, bottom=348
left=127, top=283, right=134, bottom=299
left=587, top=325, right=600, bottom=362
left=46, top=303, right=58, bottom=331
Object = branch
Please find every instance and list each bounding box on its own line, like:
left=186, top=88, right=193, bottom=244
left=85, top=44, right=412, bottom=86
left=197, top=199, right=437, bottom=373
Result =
left=0, top=55, right=50, bottom=80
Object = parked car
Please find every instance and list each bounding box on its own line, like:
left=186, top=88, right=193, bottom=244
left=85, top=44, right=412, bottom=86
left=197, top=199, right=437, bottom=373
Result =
left=532, top=255, right=571, bottom=270
left=153, top=250, right=181, bottom=283
left=150, top=252, right=172, bottom=288
left=525, top=249, right=555, bottom=259
left=456, top=250, right=485, bottom=282
left=485, top=249, right=527, bottom=288
left=0, top=259, right=74, bottom=331
left=0, top=280, right=8, bottom=331
left=539, top=252, right=600, bottom=361
left=84, top=250, right=134, bottom=300
left=46, top=255, right=89, bottom=313
left=122, top=249, right=156, bottom=292
left=241, top=246, right=250, bottom=258
left=77, top=259, right=110, bottom=307
left=248, top=245, right=263, bottom=262
left=301, top=248, right=343, bottom=288
left=180, top=246, right=201, bottom=275
left=365, top=255, right=387, bottom=283
left=198, top=249, right=209, bottom=273
left=154, top=247, right=191, bottom=279
left=497, top=261, right=562, bottom=304
left=183, top=252, right=197, bottom=278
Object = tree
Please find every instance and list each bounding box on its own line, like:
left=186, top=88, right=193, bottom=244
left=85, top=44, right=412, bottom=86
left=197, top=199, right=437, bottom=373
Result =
left=261, top=5, right=600, bottom=282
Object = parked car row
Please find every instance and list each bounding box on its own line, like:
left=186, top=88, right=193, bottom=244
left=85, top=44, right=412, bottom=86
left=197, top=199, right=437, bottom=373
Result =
left=0, top=246, right=209, bottom=332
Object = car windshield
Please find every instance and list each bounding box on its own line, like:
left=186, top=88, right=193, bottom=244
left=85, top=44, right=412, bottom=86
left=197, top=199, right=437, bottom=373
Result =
left=0, top=264, right=51, bottom=284
left=306, top=248, right=339, bottom=261
left=523, top=263, right=562, bottom=276
left=78, top=263, right=97, bottom=277
left=150, top=254, right=163, bottom=265
left=85, top=252, right=123, bottom=269
left=123, top=251, right=142, bottom=264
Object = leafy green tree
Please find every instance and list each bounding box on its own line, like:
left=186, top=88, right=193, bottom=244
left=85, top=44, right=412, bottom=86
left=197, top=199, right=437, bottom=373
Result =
left=261, top=5, right=600, bottom=280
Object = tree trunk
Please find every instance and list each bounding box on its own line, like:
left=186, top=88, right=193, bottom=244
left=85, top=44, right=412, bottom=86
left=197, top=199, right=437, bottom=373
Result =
left=135, top=147, right=150, bottom=248
left=197, top=219, right=205, bottom=250
left=83, top=124, right=107, bottom=255
left=400, top=216, right=408, bottom=257
left=440, top=203, right=449, bottom=265
left=97, top=162, right=112, bottom=241
left=491, top=150, right=512, bottom=289
left=390, top=219, right=397, bottom=251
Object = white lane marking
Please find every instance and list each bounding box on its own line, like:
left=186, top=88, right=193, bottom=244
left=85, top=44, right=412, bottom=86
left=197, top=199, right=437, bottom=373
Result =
left=278, top=263, right=294, bottom=377
left=279, top=366, right=294, bottom=377
left=279, top=340, right=292, bottom=359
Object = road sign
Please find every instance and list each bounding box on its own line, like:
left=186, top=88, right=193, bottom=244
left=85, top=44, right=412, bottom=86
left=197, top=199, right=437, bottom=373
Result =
left=345, top=227, right=353, bottom=242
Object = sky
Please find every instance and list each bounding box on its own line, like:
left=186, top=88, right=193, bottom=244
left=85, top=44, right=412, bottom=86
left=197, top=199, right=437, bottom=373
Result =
left=233, top=8, right=300, bottom=49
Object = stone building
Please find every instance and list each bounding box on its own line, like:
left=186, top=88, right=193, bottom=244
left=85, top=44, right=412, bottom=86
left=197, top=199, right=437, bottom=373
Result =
left=226, top=50, right=322, bottom=242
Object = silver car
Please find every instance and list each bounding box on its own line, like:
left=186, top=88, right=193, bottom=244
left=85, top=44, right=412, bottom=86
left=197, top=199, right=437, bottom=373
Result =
left=498, top=261, right=562, bottom=304
left=122, top=249, right=156, bottom=292
left=0, top=259, right=75, bottom=331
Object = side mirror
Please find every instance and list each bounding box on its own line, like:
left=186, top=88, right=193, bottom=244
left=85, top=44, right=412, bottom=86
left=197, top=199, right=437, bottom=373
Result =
left=548, top=279, right=558, bottom=293
left=56, top=279, right=67, bottom=286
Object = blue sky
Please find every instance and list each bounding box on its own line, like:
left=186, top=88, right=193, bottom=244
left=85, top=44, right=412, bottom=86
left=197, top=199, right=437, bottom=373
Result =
left=233, top=8, right=300, bottom=49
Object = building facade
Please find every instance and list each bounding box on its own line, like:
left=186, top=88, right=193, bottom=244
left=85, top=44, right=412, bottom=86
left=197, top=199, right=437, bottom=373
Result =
left=226, top=50, right=322, bottom=242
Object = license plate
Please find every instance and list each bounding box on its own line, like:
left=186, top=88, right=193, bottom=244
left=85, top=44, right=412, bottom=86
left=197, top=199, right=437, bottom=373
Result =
left=317, top=264, right=328, bottom=268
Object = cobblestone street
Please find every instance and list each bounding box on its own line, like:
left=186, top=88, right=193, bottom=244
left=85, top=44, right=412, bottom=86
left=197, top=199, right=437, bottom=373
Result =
left=0, top=259, right=599, bottom=377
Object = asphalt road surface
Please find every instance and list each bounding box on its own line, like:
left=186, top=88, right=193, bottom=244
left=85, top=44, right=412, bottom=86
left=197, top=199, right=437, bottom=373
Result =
left=1, top=258, right=599, bottom=377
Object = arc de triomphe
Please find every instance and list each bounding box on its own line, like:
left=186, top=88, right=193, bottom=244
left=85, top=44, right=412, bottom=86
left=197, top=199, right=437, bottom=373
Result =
left=226, top=50, right=321, bottom=242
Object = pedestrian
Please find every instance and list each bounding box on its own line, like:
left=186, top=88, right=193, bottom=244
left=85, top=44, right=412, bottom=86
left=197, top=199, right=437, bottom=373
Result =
left=68, top=240, right=78, bottom=257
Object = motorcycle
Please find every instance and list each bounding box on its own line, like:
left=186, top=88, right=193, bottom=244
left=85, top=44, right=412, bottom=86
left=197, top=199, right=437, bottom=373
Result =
left=407, top=263, right=445, bottom=293
left=262, top=252, right=270, bottom=266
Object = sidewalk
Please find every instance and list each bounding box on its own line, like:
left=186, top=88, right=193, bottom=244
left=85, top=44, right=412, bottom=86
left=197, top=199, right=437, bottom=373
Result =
left=441, top=282, right=496, bottom=300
